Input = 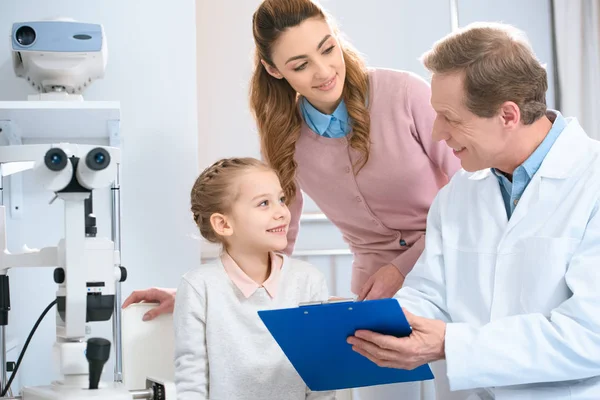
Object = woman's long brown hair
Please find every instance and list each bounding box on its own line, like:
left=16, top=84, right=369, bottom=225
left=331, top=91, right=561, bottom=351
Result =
left=249, top=0, right=370, bottom=204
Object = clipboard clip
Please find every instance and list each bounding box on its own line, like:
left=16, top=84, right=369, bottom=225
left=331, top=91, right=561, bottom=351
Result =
left=299, top=297, right=355, bottom=307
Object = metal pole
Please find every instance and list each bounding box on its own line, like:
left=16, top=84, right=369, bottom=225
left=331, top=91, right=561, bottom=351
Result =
left=449, top=0, right=460, bottom=32
left=0, top=173, right=8, bottom=396
left=111, top=164, right=123, bottom=382
left=0, top=327, right=5, bottom=397
left=548, top=0, right=562, bottom=111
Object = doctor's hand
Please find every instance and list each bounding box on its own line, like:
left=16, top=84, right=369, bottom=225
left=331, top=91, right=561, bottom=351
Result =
left=121, top=287, right=177, bottom=321
left=347, top=310, right=446, bottom=370
left=357, top=264, right=405, bottom=301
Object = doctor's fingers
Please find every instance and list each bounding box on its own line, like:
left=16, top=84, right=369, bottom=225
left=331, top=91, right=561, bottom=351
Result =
left=349, top=336, right=400, bottom=362
left=349, top=332, right=423, bottom=368
left=351, top=340, right=420, bottom=370
left=402, top=309, right=429, bottom=329
left=354, top=330, right=412, bottom=352
left=352, top=345, right=402, bottom=369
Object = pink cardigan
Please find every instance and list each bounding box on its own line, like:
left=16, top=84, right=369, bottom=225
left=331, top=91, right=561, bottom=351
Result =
left=285, top=68, right=461, bottom=294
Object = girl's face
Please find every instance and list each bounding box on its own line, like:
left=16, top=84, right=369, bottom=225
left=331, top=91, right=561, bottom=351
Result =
left=264, top=17, right=346, bottom=114
left=221, top=168, right=291, bottom=253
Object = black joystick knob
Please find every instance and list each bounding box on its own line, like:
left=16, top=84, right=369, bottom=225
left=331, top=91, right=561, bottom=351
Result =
left=86, top=337, right=111, bottom=390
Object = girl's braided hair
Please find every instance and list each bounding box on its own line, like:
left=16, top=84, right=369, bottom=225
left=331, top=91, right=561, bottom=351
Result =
left=190, top=157, right=271, bottom=243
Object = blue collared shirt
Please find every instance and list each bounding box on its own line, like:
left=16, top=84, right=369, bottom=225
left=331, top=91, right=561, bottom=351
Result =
left=492, top=111, right=567, bottom=219
left=300, top=97, right=351, bottom=138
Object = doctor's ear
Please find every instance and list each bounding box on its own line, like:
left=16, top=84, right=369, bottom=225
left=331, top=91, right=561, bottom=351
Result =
left=210, top=213, right=233, bottom=238
left=499, top=101, right=521, bottom=129
left=261, top=59, right=284, bottom=80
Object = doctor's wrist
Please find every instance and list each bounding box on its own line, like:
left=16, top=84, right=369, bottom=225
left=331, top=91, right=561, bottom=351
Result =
left=431, top=321, right=447, bottom=362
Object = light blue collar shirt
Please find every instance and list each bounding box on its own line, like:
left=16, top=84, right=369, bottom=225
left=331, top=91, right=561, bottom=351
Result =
left=300, top=97, right=351, bottom=138
left=492, top=110, right=568, bottom=219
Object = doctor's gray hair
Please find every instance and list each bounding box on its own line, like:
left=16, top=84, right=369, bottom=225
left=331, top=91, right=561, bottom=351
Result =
left=422, top=22, right=548, bottom=125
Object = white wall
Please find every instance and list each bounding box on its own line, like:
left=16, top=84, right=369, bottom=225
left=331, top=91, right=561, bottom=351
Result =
left=196, top=0, right=263, bottom=164
left=196, top=0, right=557, bottom=297
left=0, top=0, right=199, bottom=391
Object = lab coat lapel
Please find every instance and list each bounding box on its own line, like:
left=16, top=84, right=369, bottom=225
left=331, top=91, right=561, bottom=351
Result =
left=471, top=170, right=508, bottom=230
left=503, top=173, right=545, bottom=236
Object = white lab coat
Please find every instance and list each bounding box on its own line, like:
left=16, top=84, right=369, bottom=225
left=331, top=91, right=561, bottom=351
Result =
left=396, top=117, right=600, bottom=400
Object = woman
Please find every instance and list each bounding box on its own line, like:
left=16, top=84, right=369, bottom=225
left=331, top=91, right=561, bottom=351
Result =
left=123, top=0, right=460, bottom=398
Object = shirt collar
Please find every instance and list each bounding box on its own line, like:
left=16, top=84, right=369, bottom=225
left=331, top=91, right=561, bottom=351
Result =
left=300, top=97, right=349, bottom=136
left=221, top=251, right=283, bottom=299
left=520, top=110, right=567, bottom=178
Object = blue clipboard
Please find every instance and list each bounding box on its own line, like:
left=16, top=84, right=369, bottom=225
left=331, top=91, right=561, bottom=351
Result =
left=258, top=298, right=434, bottom=391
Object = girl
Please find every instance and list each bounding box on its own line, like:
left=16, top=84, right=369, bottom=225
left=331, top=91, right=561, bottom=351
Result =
left=174, top=157, right=335, bottom=400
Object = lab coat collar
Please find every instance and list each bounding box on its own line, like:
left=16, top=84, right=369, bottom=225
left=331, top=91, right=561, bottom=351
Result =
left=468, top=169, right=493, bottom=181
left=536, top=116, right=590, bottom=179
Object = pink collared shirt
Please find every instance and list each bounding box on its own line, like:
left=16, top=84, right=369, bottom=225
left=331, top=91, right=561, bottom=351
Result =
left=220, top=251, right=283, bottom=299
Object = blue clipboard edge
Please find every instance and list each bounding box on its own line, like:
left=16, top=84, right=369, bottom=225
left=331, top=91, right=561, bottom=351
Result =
left=258, top=298, right=434, bottom=391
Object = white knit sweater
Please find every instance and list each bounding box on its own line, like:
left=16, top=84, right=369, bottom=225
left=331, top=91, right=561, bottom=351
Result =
left=173, top=255, right=336, bottom=400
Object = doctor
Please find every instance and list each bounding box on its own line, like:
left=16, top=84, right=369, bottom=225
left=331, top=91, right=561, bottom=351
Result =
left=347, top=22, right=600, bottom=399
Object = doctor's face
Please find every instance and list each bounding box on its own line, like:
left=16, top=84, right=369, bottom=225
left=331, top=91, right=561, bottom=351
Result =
left=430, top=72, right=510, bottom=172
left=264, top=17, right=346, bottom=115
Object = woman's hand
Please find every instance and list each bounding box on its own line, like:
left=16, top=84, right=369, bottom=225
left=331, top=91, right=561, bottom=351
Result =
left=357, top=264, right=405, bottom=301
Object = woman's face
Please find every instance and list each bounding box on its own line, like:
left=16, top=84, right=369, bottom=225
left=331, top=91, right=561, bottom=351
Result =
left=264, top=17, right=346, bottom=114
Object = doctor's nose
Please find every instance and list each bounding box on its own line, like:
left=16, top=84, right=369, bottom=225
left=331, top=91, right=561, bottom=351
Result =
left=432, top=117, right=450, bottom=143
